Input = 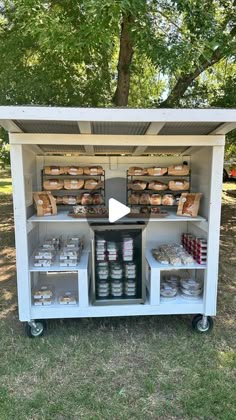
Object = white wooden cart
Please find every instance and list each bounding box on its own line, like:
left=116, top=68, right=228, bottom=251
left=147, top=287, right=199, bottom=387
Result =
left=0, top=107, right=235, bottom=337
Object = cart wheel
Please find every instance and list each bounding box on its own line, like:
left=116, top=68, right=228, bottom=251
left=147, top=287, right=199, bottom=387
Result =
left=192, top=314, right=213, bottom=333
left=25, top=320, right=46, bottom=338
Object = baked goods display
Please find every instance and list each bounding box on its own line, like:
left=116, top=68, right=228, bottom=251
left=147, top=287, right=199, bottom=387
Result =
left=33, top=192, right=57, bottom=216
left=42, top=165, right=105, bottom=212
left=152, top=244, right=195, bottom=266
left=177, top=193, right=202, bottom=217
left=71, top=205, right=107, bottom=217
left=95, top=235, right=138, bottom=300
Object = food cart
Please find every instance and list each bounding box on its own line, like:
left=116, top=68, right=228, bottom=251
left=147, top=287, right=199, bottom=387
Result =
left=0, top=107, right=235, bottom=337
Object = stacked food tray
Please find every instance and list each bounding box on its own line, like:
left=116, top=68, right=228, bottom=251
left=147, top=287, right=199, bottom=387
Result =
left=160, top=274, right=203, bottom=301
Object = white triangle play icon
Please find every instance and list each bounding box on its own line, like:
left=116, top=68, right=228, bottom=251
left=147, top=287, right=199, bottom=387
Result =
left=109, top=198, right=130, bottom=223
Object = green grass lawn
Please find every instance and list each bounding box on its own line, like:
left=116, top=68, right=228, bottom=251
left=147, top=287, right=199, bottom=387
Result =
left=0, top=172, right=235, bottom=420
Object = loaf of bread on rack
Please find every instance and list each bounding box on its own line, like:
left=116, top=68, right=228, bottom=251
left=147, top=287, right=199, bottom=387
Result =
left=168, top=179, right=189, bottom=191
left=162, top=194, right=175, bottom=206
left=128, top=193, right=140, bottom=205
left=168, top=164, right=189, bottom=176
left=64, top=179, right=84, bottom=190
left=147, top=167, right=167, bottom=176
left=81, top=193, right=93, bottom=205
left=128, top=167, right=147, bottom=176
left=66, top=166, right=84, bottom=176
left=62, top=196, right=77, bottom=205
left=93, top=193, right=104, bottom=205
left=83, top=166, right=103, bottom=175
left=150, top=194, right=162, bottom=205
left=139, top=193, right=150, bottom=205
left=148, top=180, right=168, bottom=191
left=43, top=179, right=64, bottom=190
left=44, top=166, right=66, bottom=175
left=84, top=179, right=103, bottom=190
left=33, top=191, right=57, bottom=216
left=128, top=180, right=147, bottom=191
left=177, top=193, right=202, bottom=217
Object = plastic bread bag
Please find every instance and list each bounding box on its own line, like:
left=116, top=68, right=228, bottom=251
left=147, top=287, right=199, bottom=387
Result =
left=177, top=193, right=202, bottom=217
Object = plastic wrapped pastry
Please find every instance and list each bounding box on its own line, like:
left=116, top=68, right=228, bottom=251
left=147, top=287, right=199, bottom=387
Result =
left=147, top=167, right=167, bottom=176
left=148, top=181, right=168, bottom=191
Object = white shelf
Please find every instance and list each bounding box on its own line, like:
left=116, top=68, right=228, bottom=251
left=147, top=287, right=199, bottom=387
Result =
left=29, top=250, right=90, bottom=272
left=146, top=248, right=206, bottom=270
left=27, top=210, right=207, bottom=223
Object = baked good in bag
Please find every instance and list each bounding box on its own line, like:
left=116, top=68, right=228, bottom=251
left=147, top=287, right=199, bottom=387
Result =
left=150, top=194, right=162, bottom=205
left=66, top=166, right=83, bottom=176
left=44, top=166, right=65, bottom=175
left=128, top=167, right=147, bottom=176
left=83, top=166, right=103, bottom=175
left=162, top=194, right=175, bottom=206
left=168, top=164, right=189, bottom=176
left=169, top=179, right=189, bottom=191
left=43, top=179, right=64, bottom=190
left=177, top=193, right=202, bottom=217
left=148, top=181, right=168, bottom=191
left=147, top=167, right=167, bottom=176
left=93, top=193, right=104, bottom=205
left=84, top=179, right=102, bottom=190
left=128, top=193, right=140, bottom=205
left=62, top=196, right=77, bottom=205
left=33, top=192, right=57, bottom=216
left=81, top=193, right=93, bottom=205
left=140, top=193, right=150, bottom=205
left=128, top=180, right=147, bottom=191
left=64, top=179, right=84, bottom=190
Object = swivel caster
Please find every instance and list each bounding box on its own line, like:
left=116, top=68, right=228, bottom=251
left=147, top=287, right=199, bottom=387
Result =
left=192, top=314, right=213, bottom=333
left=25, top=320, right=46, bottom=338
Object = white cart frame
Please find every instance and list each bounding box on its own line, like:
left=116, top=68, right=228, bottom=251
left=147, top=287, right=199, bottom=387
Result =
left=1, top=107, right=235, bottom=334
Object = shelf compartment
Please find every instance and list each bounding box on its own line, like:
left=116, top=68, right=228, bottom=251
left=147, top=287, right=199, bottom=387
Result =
left=29, top=250, right=90, bottom=272
left=146, top=249, right=206, bottom=270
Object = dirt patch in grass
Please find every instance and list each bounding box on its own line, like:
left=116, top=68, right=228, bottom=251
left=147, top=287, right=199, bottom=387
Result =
left=0, top=178, right=235, bottom=420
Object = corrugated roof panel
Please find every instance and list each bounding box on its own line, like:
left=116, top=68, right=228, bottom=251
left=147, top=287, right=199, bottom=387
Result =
left=94, top=146, right=135, bottom=154
left=14, top=120, right=80, bottom=134
left=92, top=121, right=150, bottom=135
left=159, top=122, right=221, bottom=135
left=40, top=145, right=86, bottom=154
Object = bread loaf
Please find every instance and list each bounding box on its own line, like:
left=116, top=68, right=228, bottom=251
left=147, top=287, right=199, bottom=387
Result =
left=84, top=179, right=102, bottom=190
left=128, top=193, right=140, bottom=205
left=168, top=164, right=189, bottom=176
left=148, top=181, right=168, bottom=191
left=43, top=179, right=64, bottom=190
left=147, top=167, right=167, bottom=176
left=83, top=166, right=103, bottom=175
left=93, top=193, right=104, bottom=205
left=140, top=193, right=150, bottom=205
left=129, top=180, right=147, bottom=191
left=33, top=192, right=57, bottom=216
left=128, top=167, right=147, bottom=176
left=81, top=193, right=93, bottom=205
left=44, top=166, right=65, bottom=175
left=66, top=166, right=83, bottom=176
left=62, top=196, right=77, bottom=205
left=150, top=194, right=162, bottom=205
left=162, top=194, right=175, bottom=206
left=169, top=179, right=189, bottom=191
left=64, top=179, right=84, bottom=190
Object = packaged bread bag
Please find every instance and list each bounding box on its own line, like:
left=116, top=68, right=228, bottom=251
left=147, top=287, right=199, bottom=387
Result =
left=147, top=167, right=167, bottom=176
left=169, top=179, right=189, bottom=191
left=128, top=167, right=147, bottom=176
left=33, top=192, right=57, bottom=216
left=177, top=193, right=202, bottom=217
left=44, top=166, right=65, bottom=175
left=43, top=179, right=64, bottom=190
left=168, top=164, right=189, bottom=176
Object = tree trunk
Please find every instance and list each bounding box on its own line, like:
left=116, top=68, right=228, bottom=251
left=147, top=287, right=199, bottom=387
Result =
left=113, top=13, right=134, bottom=106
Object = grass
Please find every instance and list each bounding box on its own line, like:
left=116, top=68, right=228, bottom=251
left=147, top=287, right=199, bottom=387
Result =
left=0, top=171, right=236, bottom=419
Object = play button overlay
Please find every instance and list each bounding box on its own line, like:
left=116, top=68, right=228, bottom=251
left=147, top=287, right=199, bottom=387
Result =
left=109, top=198, right=130, bottom=223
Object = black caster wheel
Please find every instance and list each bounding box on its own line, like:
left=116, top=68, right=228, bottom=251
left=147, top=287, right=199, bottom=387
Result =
left=192, top=314, right=213, bottom=333
left=25, top=320, right=46, bottom=338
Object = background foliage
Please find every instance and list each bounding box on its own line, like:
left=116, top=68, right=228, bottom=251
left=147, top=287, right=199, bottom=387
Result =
left=0, top=0, right=235, bottom=162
